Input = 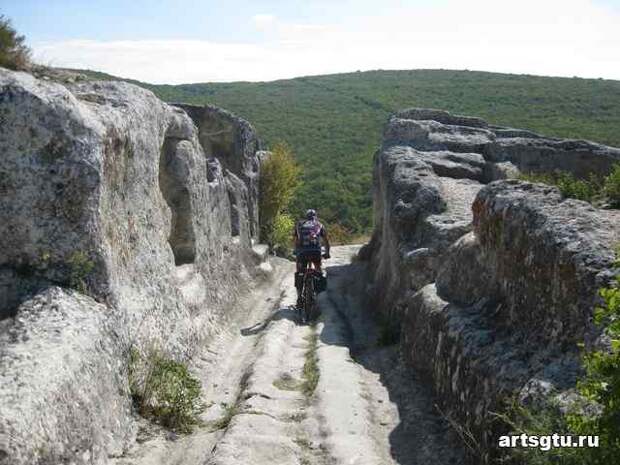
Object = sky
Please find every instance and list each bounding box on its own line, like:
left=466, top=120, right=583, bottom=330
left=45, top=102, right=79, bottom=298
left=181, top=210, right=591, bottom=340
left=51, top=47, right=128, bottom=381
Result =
left=2, top=0, right=619, bottom=84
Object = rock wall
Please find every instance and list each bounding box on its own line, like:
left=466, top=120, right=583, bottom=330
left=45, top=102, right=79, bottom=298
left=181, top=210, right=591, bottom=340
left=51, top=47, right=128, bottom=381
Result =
left=173, top=103, right=261, bottom=239
left=0, top=69, right=267, bottom=464
left=362, top=108, right=620, bottom=460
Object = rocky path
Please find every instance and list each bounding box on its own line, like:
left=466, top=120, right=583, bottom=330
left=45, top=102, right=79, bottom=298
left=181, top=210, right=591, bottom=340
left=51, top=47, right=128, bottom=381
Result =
left=113, top=246, right=464, bottom=465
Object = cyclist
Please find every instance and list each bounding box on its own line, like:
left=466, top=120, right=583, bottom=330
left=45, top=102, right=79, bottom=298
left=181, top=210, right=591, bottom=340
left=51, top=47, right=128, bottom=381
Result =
left=293, top=209, right=330, bottom=308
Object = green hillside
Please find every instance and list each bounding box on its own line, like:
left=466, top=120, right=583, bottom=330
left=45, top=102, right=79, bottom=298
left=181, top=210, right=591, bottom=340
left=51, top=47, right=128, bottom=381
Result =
left=79, top=69, right=620, bottom=234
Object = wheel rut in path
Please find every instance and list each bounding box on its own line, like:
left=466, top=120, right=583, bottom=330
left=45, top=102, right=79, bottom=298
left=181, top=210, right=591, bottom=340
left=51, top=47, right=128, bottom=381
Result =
left=313, top=245, right=464, bottom=465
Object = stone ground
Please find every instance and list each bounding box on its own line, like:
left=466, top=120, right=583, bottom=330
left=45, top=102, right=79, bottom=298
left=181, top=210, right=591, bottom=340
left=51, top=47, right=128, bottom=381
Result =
left=112, top=246, right=465, bottom=465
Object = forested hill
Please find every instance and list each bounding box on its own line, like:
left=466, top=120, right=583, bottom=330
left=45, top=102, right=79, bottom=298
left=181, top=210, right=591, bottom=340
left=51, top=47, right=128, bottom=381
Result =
left=78, top=69, right=620, bottom=235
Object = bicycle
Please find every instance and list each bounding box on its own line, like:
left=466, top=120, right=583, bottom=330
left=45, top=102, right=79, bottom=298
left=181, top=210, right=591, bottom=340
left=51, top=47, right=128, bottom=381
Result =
left=296, top=249, right=329, bottom=324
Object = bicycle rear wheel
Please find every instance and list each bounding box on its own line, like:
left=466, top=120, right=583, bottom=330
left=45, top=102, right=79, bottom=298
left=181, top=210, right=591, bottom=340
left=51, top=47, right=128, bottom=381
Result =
left=302, top=274, right=315, bottom=324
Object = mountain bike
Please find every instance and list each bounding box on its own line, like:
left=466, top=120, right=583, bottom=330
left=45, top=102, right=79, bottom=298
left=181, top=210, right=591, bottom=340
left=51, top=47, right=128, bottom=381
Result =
left=299, top=267, right=319, bottom=324
left=296, top=249, right=328, bottom=324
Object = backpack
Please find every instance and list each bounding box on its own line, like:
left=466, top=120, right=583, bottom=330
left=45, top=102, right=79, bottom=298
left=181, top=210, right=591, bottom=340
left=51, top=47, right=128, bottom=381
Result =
left=298, top=219, right=322, bottom=251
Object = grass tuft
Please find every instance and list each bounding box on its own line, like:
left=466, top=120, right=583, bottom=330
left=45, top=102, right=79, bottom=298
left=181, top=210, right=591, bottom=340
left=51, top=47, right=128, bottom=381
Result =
left=210, top=403, right=238, bottom=431
left=129, top=347, right=204, bottom=434
left=301, top=332, right=320, bottom=397
left=273, top=372, right=301, bottom=391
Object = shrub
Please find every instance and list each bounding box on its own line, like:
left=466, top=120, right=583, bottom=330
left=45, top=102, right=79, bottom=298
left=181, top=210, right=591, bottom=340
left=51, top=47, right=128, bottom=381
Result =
left=324, top=222, right=353, bottom=245
left=259, top=142, right=301, bottom=251
left=567, top=272, right=620, bottom=464
left=499, top=400, right=583, bottom=465
left=0, top=15, right=31, bottom=70
left=268, top=212, right=295, bottom=257
left=500, top=248, right=620, bottom=464
left=129, top=348, right=204, bottom=433
left=519, top=170, right=599, bottom=202
left=603, top=164, right=620, bottom=207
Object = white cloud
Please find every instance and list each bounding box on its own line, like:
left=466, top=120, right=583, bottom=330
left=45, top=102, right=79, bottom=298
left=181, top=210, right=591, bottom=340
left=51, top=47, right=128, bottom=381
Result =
left=32, top=0, right=620, bottom=84
left=251, top=14, right=277, bottom=31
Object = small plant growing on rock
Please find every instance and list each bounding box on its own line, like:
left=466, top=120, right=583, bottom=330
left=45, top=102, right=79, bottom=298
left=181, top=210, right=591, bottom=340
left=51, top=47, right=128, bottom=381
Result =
left=129, top=347, right=204, bottom=433
left=67, top=250, right=95, bottom=294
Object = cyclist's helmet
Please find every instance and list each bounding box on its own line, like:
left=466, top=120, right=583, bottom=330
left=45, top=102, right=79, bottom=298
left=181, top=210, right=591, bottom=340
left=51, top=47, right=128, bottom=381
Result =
left=306, top=209, right=317, bottom=219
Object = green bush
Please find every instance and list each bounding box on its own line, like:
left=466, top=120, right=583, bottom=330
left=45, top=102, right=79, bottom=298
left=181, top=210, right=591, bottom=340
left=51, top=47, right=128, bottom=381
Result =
left=501, top=249, right=620, bottom=464
left=0, top=15, right=31, bottom=71
left=259, top=142, right=301, bottom=253
left=267, top=213, right=295, bottom=257
left=324, top=222, right=353, bottom=245
left=567, top=272, right=620, bottom=464
left=519, top=170, right=599, bottom=202
left=499, top=400, right=583, bottom=465
left=519, top=164, right=620, bottom=208
left=129, top=348, right=204, bottom=433
left=603, top=164, right=620, bottom=207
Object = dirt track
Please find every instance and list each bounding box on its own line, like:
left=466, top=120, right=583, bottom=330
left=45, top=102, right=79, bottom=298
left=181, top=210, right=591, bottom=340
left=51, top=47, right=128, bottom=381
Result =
left=113, top=245, right=464, bottom=465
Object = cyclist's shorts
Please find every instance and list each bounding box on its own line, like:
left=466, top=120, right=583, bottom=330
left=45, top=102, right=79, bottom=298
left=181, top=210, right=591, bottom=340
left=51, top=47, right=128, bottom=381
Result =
left=297, top=250, right=321, bottom=269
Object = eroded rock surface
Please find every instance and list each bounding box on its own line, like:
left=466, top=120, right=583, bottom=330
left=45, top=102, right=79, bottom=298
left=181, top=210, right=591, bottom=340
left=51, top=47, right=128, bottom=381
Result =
left=173, top=103, right=261, bottom=238
left=362, top=108, right=620, bottom=461
left=0, top=68, right=267, bottom=464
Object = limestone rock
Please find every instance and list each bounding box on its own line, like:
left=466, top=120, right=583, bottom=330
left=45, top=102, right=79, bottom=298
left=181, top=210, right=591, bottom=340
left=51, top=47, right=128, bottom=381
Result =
left=364, top=107, right=620, bottom=462
left=0, top=68, right=266, bottom=464
left=435, top=232, right=495, bottom=307
left=472, top=179, right=620, bottom=344
left=0, top=287, right=132, bottom=464
left=173, top=103, right=261, bottom=238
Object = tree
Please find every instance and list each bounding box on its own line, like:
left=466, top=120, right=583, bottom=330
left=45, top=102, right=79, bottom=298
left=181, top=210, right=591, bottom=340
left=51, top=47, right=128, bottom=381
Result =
left=0, top=15, right=31, bottom=71
left=259, top=143, right=301, bottom=252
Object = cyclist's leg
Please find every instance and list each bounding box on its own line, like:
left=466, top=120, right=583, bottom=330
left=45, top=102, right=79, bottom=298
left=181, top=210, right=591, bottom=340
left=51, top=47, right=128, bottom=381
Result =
left=295, top=253, right=308, bottom=307
left=311, top=251, right=322, bottom=273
